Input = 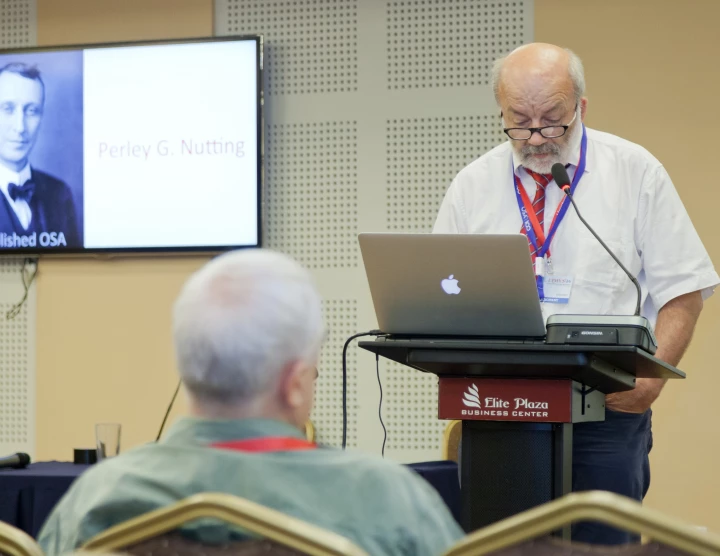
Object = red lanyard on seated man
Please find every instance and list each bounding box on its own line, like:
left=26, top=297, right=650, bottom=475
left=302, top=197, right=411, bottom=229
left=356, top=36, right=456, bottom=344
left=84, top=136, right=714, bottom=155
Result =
left=211, top=437, right=317, bottom=452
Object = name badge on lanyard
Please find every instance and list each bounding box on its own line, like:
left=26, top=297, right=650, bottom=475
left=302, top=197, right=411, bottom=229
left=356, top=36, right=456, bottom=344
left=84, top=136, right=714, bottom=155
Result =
left=513, top=125, right=587, bottom=302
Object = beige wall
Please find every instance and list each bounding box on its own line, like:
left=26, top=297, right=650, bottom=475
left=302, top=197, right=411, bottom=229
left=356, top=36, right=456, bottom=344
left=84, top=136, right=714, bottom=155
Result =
left=37, top=0, right=212, bottom=44
left=35, top=0, right=213, bottom=459
left=33, top=0, right=719, bottom=532
left=536, top=0, right=720, bottom=531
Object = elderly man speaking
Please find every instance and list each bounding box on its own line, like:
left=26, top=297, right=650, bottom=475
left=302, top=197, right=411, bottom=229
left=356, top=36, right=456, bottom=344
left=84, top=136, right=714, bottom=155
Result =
left=434, top=43, right=719, bottom=545
left=38, top=250, right=463, bottom=556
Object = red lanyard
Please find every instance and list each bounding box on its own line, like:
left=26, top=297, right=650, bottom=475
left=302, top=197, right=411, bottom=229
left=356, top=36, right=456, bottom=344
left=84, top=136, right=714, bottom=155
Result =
left=514, top=173, right=565, bottom=260
left=211, top=436, right=317, bottom=453
left=513, top=127, right=587, bottom=264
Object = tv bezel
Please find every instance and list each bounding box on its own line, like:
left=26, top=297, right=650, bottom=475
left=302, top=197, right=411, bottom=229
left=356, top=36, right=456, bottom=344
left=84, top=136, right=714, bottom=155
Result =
left=0, top=35, right=264, bottom=257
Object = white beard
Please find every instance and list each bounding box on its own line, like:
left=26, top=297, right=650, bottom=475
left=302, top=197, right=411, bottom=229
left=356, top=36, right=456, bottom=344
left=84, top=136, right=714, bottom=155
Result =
left=514, top=109, right=583, bottom=174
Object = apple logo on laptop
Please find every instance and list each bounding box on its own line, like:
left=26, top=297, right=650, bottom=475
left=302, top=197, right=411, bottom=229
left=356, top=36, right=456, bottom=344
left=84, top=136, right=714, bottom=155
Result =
left=441, top=275, right=461, bottom=295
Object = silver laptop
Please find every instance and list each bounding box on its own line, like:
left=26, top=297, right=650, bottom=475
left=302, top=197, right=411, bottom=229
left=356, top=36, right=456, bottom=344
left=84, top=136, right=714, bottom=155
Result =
left=358, top=233, right=546, bottom=338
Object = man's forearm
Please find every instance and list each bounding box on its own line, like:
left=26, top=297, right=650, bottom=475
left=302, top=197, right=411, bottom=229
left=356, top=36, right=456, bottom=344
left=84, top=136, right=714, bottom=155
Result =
left=640, top=290, right=704, bottom=402
left=605, top=290, right=703, bottom=413
left=653, top=290, right=703, bottom=367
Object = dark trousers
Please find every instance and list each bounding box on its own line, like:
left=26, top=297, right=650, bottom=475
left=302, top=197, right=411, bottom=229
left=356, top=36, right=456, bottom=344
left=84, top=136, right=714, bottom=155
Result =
left=571, top=409, right=653, bottom=545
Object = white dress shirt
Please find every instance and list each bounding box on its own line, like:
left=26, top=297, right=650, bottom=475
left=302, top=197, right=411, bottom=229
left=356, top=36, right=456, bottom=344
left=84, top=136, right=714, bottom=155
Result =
left=433, top=127, right=719, bottom=326
left=0, top=163, right=33, bottom=230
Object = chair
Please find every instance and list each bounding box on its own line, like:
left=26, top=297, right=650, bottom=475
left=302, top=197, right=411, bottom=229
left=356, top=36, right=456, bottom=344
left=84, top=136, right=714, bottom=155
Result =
left=442, top=491, right=720, bottom=556
left=82, top=492, right=368, bottom=556
left=305, top=420, right=316, bottom=442
left=0, top=521, right=43, bottom=556
left=442, top=420, right=461, bottom=463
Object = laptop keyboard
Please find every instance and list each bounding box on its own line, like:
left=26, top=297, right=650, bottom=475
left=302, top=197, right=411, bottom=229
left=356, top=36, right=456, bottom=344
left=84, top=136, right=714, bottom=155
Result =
left=384, top=336, right=546, bottom=345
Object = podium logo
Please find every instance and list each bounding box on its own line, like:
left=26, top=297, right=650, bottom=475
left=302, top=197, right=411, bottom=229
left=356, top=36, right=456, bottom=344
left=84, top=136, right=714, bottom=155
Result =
left=462, top=383, right=481, bottom=409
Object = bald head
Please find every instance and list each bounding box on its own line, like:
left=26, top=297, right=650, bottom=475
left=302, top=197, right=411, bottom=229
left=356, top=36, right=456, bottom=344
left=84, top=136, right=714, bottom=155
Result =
left=492, top=43, right=585, bottom=108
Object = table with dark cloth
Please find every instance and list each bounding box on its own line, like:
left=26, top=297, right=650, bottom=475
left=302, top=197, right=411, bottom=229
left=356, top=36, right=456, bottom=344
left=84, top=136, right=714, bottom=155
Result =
left=407, top=460, right=461, bottom=523
left=0, top=462, right=90, bottom=537
left=0, top=460, right=460, bottom=538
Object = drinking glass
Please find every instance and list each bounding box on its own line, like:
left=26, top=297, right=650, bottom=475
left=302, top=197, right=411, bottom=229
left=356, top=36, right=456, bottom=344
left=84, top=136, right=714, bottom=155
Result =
left=95, top=423, right=121, bottom=461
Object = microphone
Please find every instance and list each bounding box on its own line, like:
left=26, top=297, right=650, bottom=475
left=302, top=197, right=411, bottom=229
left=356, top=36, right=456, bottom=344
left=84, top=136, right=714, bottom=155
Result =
left=0, top=452, right=30, bottom=470
left=551, top=162, right=642, bottom=316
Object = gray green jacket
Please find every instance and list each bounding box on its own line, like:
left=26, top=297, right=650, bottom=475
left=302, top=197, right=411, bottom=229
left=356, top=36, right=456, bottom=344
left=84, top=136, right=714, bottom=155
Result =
left=38, top=417, right=463, bottom=555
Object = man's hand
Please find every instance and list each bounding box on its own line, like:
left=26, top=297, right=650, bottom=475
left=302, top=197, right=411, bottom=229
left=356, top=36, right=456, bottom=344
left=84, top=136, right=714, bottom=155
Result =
left=605, top=290, right=703, bottom=413
left=606, top=378, right=665, bottom=413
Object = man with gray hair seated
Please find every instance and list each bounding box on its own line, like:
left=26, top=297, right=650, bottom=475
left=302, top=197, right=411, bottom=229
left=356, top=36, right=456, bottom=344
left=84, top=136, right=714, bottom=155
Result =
left=38, top=249, right=464, bottom=556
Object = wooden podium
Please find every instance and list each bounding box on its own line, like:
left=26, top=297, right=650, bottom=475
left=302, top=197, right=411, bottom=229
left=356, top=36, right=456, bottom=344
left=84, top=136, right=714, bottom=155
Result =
left=359, top=338, right=684, bottom=533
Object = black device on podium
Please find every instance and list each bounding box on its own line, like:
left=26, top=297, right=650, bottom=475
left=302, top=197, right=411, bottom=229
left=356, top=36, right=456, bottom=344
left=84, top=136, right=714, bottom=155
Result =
left=359, top=337, right=684, bottom=533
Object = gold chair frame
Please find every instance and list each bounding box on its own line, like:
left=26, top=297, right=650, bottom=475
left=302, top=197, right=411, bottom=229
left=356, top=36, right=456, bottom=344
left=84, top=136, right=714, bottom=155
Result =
left=83, top=492, right=368, bottom=556
left=443, top=491, right=720, bottom=556
left=0, top=522, right=43, bottom=556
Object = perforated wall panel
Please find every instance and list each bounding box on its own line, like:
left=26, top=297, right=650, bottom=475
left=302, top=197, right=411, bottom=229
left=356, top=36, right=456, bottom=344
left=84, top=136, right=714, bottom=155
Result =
left=0, top=260, right=37, bottom=458
left=382, top=362, right=447, bottom=451
left=0, top=0, right=37, bottom=459
left=217, top=0, right=358, bottom=96
left=0, top=297, right=33, bottom=448
left=387, top=115, right=505, bottom=232
left=216, top=0, right=533, bottom=461
left=312, top=299, right=358, bottom=447
left=266, top=121, right=358, bottom=269
left=387, top=0, right=526, bottom=90
left=0, top=258, right=23, bottom=273
left=0, top=0, right=36, bottom=48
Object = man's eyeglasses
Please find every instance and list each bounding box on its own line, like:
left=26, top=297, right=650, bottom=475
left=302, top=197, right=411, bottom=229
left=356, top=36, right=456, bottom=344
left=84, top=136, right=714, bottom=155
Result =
left=503, top=108, right=578, bottom=141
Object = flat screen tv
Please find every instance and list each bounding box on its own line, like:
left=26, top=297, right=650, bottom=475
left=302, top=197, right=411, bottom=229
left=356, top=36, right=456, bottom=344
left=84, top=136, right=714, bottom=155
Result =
left=0, top=36, right=262, bottom=255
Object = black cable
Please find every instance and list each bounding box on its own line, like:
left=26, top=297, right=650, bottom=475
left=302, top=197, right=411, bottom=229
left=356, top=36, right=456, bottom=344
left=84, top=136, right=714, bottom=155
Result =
left=376, top=352, right=387, bottom=457
left=156, top=379, right=182, bottom=441
left=341, top=329, right=383, bottom=449
left=6, top=258, right=38, bottom=320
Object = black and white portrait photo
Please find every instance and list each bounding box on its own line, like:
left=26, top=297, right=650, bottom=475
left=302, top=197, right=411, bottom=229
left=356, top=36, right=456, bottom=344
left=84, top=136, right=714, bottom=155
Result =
left=0, top=50, right=83, bottom=249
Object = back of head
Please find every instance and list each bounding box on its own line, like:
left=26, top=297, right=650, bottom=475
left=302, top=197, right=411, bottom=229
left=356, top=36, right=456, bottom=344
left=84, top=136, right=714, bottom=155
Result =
left=173, top=249, right=324, bottom=408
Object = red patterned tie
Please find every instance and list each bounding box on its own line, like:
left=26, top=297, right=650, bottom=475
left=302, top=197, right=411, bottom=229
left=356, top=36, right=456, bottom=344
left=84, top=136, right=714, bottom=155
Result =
left=521, top=169, right=553, bottom=263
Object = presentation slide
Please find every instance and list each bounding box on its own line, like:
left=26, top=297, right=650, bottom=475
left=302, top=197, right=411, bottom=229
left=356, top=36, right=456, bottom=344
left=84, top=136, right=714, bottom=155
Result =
left=0, top=38, right=260, bottom=252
